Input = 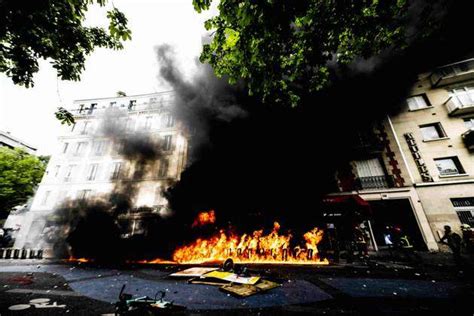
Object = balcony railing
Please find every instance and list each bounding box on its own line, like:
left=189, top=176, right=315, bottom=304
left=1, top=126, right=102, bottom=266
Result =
left=444, top=97, right=474, bottom=116
left=71, top=99, right=174, bottom=117
left=462, top=128, right=474, bottom=151
left=430, top=59, right=474, bottom=87
left=355, top=175, right=395, bottom=190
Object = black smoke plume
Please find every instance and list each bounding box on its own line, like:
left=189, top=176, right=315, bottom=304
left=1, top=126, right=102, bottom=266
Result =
left=52, top=109, right=168, bottom=262
left=161, top=0, right=474, bottom=237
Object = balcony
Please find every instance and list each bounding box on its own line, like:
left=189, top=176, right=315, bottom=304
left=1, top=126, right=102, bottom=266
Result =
left=462, top=128, right=474, bottom=151
left=349, top=131, right=384, bottom=157
left=355, top=175, right=395, bottom=190
left=430, top=59, right=474, bottom=87
left=71, top=99, right=173, bottom=117
left=444, top=97, right=474, bottom=116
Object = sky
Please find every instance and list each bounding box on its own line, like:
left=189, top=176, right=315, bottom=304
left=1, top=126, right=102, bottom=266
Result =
left=0, top=0, right=216, bottom=155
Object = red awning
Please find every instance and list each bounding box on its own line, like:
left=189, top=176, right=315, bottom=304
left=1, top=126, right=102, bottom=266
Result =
left=321, top=194, right=372, bottom=218
left=322, top=194, right=370, bottom=207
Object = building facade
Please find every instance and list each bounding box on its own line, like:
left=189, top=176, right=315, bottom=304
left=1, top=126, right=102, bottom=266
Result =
left=14, top=92, right=189, bottom=250
left=0, top=130, right=37, bottom=154
left=333, top=58, right=474, bottom=252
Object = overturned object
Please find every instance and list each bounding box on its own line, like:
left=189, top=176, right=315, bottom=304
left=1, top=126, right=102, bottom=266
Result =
left=220, top=279, right=281, bottom=298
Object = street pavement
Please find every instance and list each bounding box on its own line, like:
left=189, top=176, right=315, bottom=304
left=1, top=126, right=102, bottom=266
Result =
left=0, top=254, right=473, bottom=315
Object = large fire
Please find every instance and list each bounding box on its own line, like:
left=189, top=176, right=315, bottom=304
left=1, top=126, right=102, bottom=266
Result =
left=173, top=221, right=329, bottom=265
left=65, top=211, right=329, bottom=265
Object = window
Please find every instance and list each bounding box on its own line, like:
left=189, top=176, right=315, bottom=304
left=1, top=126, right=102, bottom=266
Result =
left=110, top=162, right=122, bottom=179
left=434, top=157, right=465, bottom=176
left=355, top=158, right=385, bottom=177
left=464, top=117, right=474, bottom=129
left=419, top=123, right=447, bottom=141
left=41, top=191, right=51, bottom=206
left=451, top=198, right=474, bottom=226
left=162, top=113, right=175, bottom=128
left=133, top=168, right=142, bottom=180
left=92, top=140, right=107, bottom=156
left=77, top=189, right=92, bottom=200
left=144, top=116, right=153, bottom=130
left=407, top=94, right=430, bottom=110
left=57, top=191, right=68, bottom=205
left=80, top=121, right=90, bottom=134
left=128, top=100, right=137, bottom=110
left=155, top=187, right=163, bottom=205
left=78, top=104, right=85, bottom=113
left=450, top=86, right=474, bottom=108
left=64, top=165, right=77, bottom=182
left=110, top=101, right=117, bottom=107
left=126, top=118, right=135, bottom=132
left=62, top=142, right=69, bottom=154
left=354, top=158, right=391, bottom=189
left=438, top=61, right=474, bottom=77
left=74, top=142, right=87, bottom=156
left=113, top=142, right=124, bottom=155
left=53, top=165, right=61, bottom=178
left=163, top=135, right=172, bottom=151
left=88, top=103, right=97, bottom=114
left=86, top=163, right=99, bottom=181
left=158, top=159, right=169, bottom=177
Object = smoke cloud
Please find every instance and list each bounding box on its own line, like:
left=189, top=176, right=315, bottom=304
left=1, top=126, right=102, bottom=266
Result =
left=43, top=0, right=474, bottom=262
left=161, top=0, right=474, bottom=235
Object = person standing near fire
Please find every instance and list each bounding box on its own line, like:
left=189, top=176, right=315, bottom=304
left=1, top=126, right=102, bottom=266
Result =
left=440, top=225, right=462, bottom=265
left=354, top=224, right=369, bottom=259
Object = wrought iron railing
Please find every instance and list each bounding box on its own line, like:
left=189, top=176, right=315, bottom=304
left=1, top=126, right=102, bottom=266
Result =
left=355, top=175, right=395, bottom=190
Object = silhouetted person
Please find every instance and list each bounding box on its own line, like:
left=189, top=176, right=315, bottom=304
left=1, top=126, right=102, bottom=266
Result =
left=440, top=225, right=462, bottom=265
left=384, top=225, right=395, bottom=258
left=354, top=224, right=369, bottom=260
left=460, top=224, right=474, bottom=253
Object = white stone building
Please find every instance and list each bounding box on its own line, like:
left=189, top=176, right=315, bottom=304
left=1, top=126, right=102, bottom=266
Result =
left=14, top=91, right=189, bottom=249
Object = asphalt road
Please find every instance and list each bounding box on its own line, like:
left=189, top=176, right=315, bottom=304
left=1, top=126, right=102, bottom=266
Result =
left=0, top=257, right=473, bottom=315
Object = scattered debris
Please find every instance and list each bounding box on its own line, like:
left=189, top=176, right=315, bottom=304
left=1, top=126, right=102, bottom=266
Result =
left=170, top=259, right=282, bottom=298
left=115, top=284, right=186, bottom=314
left=196, top=270, right=260, bottom=285
left=221, top=279, right=281, bottom=298
left=170, top=267, right=218, bottom=278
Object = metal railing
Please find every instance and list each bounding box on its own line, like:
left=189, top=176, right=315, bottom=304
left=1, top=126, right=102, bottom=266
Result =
left=356, top=175, right=395, bottom=190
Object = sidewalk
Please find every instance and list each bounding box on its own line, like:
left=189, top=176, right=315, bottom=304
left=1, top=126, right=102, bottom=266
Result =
left=368, top=248, right=474, bottom=267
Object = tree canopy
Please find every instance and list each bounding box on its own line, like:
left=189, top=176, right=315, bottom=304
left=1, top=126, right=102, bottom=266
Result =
left=193, top=0, right=452, bottom=106
left=0, top=147, right=47, bottom=217
left=0, top=0, right=131, bottom=88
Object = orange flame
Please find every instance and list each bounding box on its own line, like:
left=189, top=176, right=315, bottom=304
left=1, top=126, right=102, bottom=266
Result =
left=172, top=222, right=328, bottom=265
left=191, top=210, right=216, bottom=228
left=66, top=256, right=91, bottom=263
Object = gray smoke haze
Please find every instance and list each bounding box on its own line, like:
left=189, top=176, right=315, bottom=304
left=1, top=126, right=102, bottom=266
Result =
left=156, top=44, right=247, bottom=152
